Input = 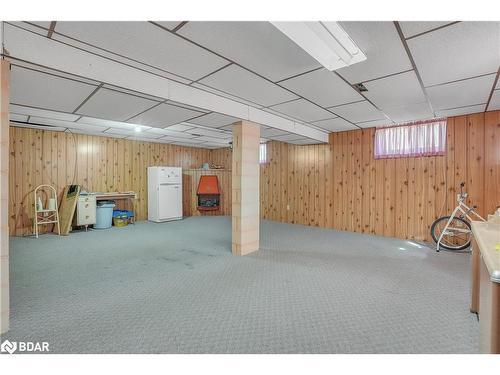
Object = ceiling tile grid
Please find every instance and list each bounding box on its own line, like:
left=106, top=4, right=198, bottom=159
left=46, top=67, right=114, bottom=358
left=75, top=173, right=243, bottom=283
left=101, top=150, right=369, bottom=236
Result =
left=399, top=22, right=454, bottom=39
left=268, top=98, right=335, bottom=123
left=198, top=64, right=298, bottom=107
left=127, top=102, right=206, bottom=128
left=76, top=87, right=158, bottom=121
left=336, top=21, right=412, bottom=84
left=426, top=74, right=496, bottom=110
left=11, top=65, right=98, bottom=113
left=54, top=21, right=229, bottom=81
left=187, top=112, right=240, bottom=128
left=177, top=21, right=321, bottom=82
left=279, top=68, right=364, bottom=108
left=329, top=100, right=386, bottom=123
left=311, top=118, right=358, bottom=132
left=488, top=90, right=500, bottom=111
left=435, top=104, right=487, bottom=118
left=407, top=22, right=500, bottom=87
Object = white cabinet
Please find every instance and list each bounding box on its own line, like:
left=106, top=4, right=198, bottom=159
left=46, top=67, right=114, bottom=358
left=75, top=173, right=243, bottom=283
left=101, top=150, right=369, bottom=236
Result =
left=75, top=195, right=96, bottom=227
left=148, top=167, right=183, bottom=222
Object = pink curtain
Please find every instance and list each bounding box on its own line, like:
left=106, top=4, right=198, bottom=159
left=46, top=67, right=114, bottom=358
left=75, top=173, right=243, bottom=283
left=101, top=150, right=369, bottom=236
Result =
left=374, top=119, right=447, bottom=159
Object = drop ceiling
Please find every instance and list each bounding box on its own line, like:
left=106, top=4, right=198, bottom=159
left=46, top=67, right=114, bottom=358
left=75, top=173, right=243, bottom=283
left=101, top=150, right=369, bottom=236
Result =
left=4, top=20, right=500, bottom=149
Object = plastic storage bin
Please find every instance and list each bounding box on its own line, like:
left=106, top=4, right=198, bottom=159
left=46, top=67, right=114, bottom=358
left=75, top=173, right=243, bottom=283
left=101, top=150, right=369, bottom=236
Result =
left=95, top=201, right=115, bottom=229
left=112, top=210, right=129, bottom=227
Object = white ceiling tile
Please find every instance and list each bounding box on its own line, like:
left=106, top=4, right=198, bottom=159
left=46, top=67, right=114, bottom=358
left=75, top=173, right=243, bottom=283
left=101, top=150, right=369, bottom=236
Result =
left=30, top=21, right=52, bottom=29
left=166, top=100, right=209, bottom=113
left=427, top=74, right=495, bottom=110
left=9, top=104, right=81, bottom=122
left=279, top=68, right=363, bottom=107
left=487, top=90, right=500, bottom=111
left=30, top=116, right=109, bottom=132
left=435, top=104, right=486, bottom=117
left=145, top=128, right=195, bottom=139
left=336, top=22, right=412, bottom=83
left=102, top=84, right=164, bottom=102
left=408, top=22, right=500, bottom=86
left=178, top=21, right=321, bottom=82
left=187, top=112, right=240, bottom=128
left=399, top=22, right=454, bottom=38
left=288, top=138, right=322, bottom=145
left=10, top=66, right=97, bottom=112
left=190, top=82, right=265, bottom=108
left=10, top=122, right=66, bottom=132
left=76, top=88, right=157, bottom=121
left=356, top=119, right=393, bottom=128
left=364, top=71, right=426, bottom=108
left=154, top=21, right=184, bottom=31
left=171, top=141, right=211, bottom=148
left=77, top=116, right=150, bottom=131
left=272, top=133, right=304, bottom=142
left=269, top=99, right=334, bottom=122
left=166, top=123, right=196, bottom=132
left=330, top=101, right=386, bottom=123
left=127, top=103, right=205, bottom=128
left=196, top=136, right=231, bottom=145
left=382, top=102, right=434, bottom=123
left=160, top=135, right=206, bottom=143
left=104, top=128, right=160, bottom=138
left=260, top=127, right=289, bottom=137
left=10, top=113, right=29, bottom=122
left=497, top=80, right=500, bottom=90
left=198, top=65, right=297, bottom=107
left=311, top=118, right=358, bottom=132
left=187, top=126, right=232, bottom=139
left=55, top=22, right=229, bottom=81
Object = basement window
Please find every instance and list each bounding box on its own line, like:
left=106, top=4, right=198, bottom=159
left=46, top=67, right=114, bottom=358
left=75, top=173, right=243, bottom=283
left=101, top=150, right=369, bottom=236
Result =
left=374, top=119, right=447, bottom=159
left=259, top=143, right=268, bottom=164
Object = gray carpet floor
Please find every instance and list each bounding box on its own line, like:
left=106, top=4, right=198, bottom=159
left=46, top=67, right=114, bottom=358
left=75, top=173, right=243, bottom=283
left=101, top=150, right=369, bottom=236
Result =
left=1, top=216, right=479, bottom=353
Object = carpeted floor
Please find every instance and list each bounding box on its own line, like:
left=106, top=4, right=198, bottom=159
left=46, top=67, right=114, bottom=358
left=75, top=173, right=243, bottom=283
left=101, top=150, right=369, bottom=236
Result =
left=1, top=216, right=478, bottom=353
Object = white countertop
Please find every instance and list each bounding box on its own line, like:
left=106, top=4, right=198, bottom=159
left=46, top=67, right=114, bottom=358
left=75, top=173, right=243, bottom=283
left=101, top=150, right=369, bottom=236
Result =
left=471, top=221, right=500, bottom=283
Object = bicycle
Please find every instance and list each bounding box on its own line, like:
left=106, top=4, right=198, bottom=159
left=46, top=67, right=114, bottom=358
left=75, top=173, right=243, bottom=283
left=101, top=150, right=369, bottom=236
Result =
left=431, top=182, right=485, bottom=252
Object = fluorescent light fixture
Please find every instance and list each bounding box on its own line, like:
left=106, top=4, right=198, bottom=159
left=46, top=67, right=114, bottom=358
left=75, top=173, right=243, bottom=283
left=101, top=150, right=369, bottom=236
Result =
left=271, top=22, right=367, bottom=71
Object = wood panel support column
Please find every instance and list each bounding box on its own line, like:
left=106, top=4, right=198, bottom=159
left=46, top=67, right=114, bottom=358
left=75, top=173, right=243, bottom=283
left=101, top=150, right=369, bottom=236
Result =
left=232, top=121, right=260, bottom=256
left=0, top=59, right=10, bottom=334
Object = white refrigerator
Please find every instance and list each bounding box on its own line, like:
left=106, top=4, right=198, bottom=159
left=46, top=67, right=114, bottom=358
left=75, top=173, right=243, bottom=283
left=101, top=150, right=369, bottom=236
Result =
left=148, top=166, right=183, bottom=222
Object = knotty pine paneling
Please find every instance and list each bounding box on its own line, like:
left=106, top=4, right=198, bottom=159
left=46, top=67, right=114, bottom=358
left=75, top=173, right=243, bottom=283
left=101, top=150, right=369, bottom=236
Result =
left=211, top=110, right=500, bottom=242
left=9, top=126, right=216, bottom=236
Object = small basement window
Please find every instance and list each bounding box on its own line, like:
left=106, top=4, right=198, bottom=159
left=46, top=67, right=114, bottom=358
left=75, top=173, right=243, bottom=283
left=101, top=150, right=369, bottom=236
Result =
left=259, top=143, right=268, bottom=164
left=374, top=119, right=447, bottom=159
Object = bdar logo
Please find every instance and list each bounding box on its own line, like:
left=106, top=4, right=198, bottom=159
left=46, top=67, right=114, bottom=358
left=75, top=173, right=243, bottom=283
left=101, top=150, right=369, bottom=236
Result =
left=1, top=340, right=17, bottom=354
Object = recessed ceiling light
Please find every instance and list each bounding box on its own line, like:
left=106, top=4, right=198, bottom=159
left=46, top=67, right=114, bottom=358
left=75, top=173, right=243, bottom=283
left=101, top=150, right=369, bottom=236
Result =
left=271, top=21, right=367, bottom=71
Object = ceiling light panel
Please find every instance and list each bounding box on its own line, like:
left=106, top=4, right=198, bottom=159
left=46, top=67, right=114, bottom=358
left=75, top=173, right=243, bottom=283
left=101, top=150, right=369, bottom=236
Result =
left=178, top=21, right=321, bottom=82
left=127, top=103, right=205, bottom=128
left=198, top=65, right=298, bottom=107
left=336, top=22, right=412, bottom=83
left=9, top=104, right=81, bottom=122
left=426, top=74, right=495, bottom=110
left=272, top=22, right=367, bottom=71
left=54, top=21, right=229, bottom=81
left=381, top=102, right=433, bottom=123
left=76, top=87, right=158, bottom=121
left=407, top=22, right=500, bottom=87
left=279, top=68, right=363, bottom=107
left=268, top=98, right=334, bottom=122
left=330, top=100, right=386, bottom=123
left=487, top=90, right=500, bottom=111
left=399, top=21, right=454, bottom=38
left=186, top=112, right=240, bottom=128
left=10, top=66, right=98, bottom=112
left=435, top=104, right=486, bottom=117
left=311, top=117, right=358, bottom=132
left=363, top=70, right=427, bottom=109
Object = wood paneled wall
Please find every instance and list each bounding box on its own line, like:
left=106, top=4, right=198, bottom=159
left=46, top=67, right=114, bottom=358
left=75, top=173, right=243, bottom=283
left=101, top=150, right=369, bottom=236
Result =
left=212, top=110, right=500, bottom=242
left=9, top=110, right=500, bottom=241
left=8, top=126, right=216, bottom=236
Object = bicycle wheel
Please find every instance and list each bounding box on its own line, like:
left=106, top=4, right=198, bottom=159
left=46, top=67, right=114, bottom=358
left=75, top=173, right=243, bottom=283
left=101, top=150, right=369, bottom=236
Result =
left=431, top=216, right=472, bottom=251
